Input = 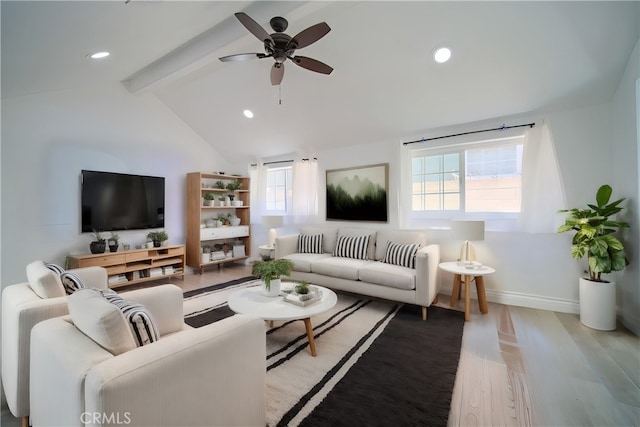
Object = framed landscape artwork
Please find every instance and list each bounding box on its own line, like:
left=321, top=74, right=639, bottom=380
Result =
left=326, top=163, right=388, bottom=222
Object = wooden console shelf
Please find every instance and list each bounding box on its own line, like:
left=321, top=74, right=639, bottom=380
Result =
left=67, top=245, right=185, bottom=289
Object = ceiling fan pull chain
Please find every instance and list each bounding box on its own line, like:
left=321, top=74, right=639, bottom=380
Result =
left=279, top=85, right=282, bottom=105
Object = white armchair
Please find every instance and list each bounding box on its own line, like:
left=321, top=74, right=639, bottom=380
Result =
left=1, top=261, right=108, bottom=426
left=29, top=284, right=266, bottom=427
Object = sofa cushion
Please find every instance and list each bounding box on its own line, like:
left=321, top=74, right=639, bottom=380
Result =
left=99, top=289, right=159, bottom=347
left=375, top=230, right=426, bottom=260
left=300, top=227, right=338, bottom=253
left=68, top=288, right=137, bottom=355
left=282, top=253, right=332, bottom=273
left=311, top=257, right=374, bottom=281
left=297, top=234, right=324, bottom=254
left=382, top=241, right=420, bottom=269
left=26, top=260, right=66, bottom=299
left=338, top=228, right=377, bottom=260
left=68, top=288, right=159, bottom=355
left=333, top=234, right=370, bottom=260
left=358, top=262, right=416, bottom=291
left=60, top=272, right=86, bottom=295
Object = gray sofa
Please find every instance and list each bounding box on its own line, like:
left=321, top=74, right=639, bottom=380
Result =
left=275, top=226, right=440, bottom=319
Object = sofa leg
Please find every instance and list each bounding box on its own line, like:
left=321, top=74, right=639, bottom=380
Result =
left=22, top=416, right=29, bottom=427
left=422, top=306, right=427, bottom=320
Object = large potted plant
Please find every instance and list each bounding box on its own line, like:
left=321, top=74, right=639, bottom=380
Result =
left=557, top=184, right=629, bottom=330
left=251, top=258, right=294, bottom=297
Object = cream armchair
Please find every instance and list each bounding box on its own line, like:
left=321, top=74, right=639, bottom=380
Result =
left=29, top=284, right=266, bottom=427
left=1, top=261, right=108, bottom=426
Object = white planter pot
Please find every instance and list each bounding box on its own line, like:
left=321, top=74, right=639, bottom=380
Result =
left=262, top=278, right=281, bottom=297
left=579, top=277, right=616, bottom=331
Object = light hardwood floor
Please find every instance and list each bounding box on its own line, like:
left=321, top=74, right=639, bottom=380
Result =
left=3, top=265, right=638, bottom=426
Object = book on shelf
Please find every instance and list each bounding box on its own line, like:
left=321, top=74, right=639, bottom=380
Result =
left=108, top=274, right=128, bottom=285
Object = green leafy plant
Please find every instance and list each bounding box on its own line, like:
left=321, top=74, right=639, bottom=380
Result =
left=92, top=229, right=105, bottom=242
left=557, top=184, right=629, bottom=282
left=204, top=193, right=215, bottom=200
left=109, top=232, right=119, bottom=242
left=295, top=281, right=309, bottom=294
left=251, top=259, right=294, bottom=290
left=226, top=180, right=242, bottom=192
left=215, top=181, right=225, bottom=189
left=147, top=230, right=169, bottom=245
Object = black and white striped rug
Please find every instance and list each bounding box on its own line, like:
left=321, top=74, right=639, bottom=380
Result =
left=183, top=278, right=464, bottom=427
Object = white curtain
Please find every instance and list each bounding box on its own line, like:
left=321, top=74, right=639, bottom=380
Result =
left=249, top=163, right=268, bottom=224
left=291, top=158, right=319, bottom=222
left=518, top=120, right=567, bottom=233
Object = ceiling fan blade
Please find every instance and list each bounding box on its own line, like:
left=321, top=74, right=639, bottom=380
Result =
left=235, top=12, right=273, bottom=44
left=292, top=56, right=333, bottom=75
left=219, top=53, right=267, bottom=62
left=271, top=63, right=284, bottom=86
left=289, top=22, right=331, bottom=49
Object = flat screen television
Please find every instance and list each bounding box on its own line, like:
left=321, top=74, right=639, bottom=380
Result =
left=81, top=170, right=165, bottom=232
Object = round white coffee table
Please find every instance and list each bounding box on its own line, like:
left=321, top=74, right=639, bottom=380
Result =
left=439, top=261, right=495, bottom=322
left=228, top=284, right=337, bottom=357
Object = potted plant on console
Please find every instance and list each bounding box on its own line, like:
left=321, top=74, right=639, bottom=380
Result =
left=108, top=232, right=120, bottom=252
left=557, top=184, right=629, bottom=331
left=90, top=230, right=106, bottom=254
left=252, top=258, right=294, bottom=297
left=147, top=230, right=169, bottom=248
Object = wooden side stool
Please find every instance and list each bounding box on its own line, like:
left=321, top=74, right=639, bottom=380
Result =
left=438, top=261, right=495, bottom=321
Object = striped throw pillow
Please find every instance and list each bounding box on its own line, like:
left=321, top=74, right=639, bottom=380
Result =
left=333, top=235, right=370, bottom=260
left=98, top=289, right=159, bottom=347
left=45, top=262, right=65, bottom=275
left=60, top=272, right=85, bottom=295
left=298, top=234, right=324, bottom=254
left=383, top=241, right=420, bottom=269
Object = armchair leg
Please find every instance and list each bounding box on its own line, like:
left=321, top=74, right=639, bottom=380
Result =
left=22, top=416, right=29, bottom=427
left=422, top=306, right=427, bottom=320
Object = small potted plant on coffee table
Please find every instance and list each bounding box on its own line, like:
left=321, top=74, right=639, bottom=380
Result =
left=252, top=258, right=294, bottom=297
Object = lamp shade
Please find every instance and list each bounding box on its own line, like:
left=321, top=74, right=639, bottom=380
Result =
left=451, top=220, right=485, bottom=241
left=262, top=215, right=283, bottom=229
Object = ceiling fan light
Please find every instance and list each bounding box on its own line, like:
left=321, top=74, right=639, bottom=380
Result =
left=433, top=46, right=452, bottom=63
left=243, top=110, right=254, bottom=119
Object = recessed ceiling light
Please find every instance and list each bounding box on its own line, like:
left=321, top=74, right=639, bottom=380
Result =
left=433, top=46, right=452, bottom=64
left=243, top=109, right=254, bottom=119
left=88, top=51, right=110, bottom=60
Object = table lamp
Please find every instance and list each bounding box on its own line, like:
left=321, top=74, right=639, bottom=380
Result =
left=451, top=220, right=485, bottom=264
left=262, top=215, right=283, bottom=248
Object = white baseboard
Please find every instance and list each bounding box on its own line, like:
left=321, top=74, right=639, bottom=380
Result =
left=621, top=310, right=640, bottom=336
left=484, top=289, right=580, bottom=314
left=439, top=288, right=580, bottom=314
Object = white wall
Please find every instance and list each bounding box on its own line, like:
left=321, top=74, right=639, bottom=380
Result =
left=611, top=38, right=640, bottom=334
left=250, top=101, right=618, bottom=314
left=1, top=83, right=232, bottom=285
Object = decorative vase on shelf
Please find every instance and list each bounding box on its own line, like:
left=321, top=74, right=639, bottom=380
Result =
left=262, top=279, right=281, bottom=297
left=225, top=196, right=231, bottom=206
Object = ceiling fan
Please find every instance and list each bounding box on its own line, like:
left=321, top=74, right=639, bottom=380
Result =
left=219, top=12, right=333, bottom=86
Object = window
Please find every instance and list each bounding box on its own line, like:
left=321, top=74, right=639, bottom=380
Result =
left=410, top=136, right=524, bottom=215
left=265, top=166, right=292, bottom=212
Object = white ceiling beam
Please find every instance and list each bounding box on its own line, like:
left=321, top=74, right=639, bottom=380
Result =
left=121, top=1, right=321, bottom=94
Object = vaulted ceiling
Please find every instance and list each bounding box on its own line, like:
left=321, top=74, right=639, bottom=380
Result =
left=3, top=1, right=638, bottom=166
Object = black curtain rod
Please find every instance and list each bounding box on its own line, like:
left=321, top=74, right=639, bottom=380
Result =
left=250, top=157, right=317, bottom=167
left=402, top=122, right=535, bottom=146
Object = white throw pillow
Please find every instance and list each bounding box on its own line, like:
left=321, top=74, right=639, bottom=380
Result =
left=26, top=260, right=66, bottom=299
left=68, top=288, right=138, bottom=355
